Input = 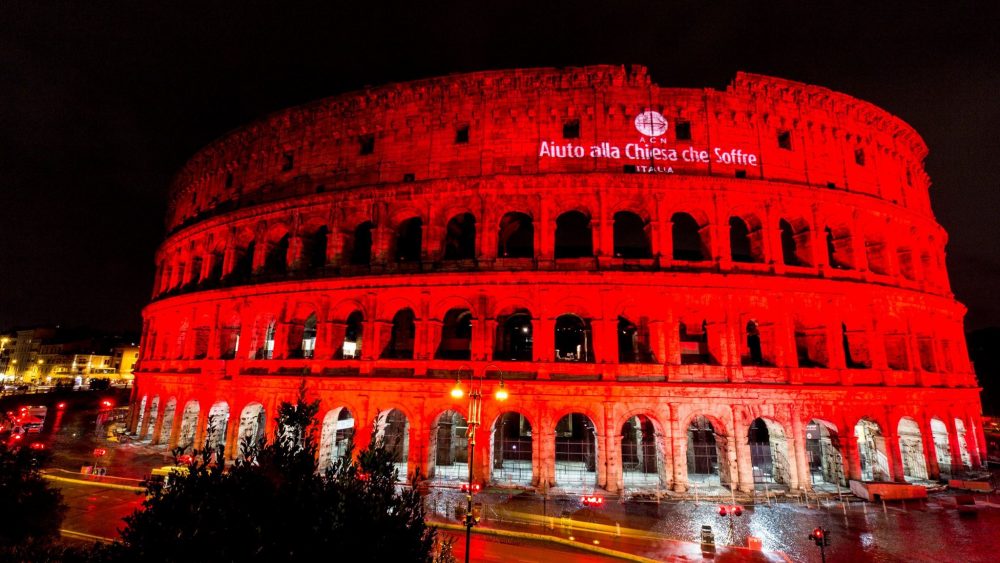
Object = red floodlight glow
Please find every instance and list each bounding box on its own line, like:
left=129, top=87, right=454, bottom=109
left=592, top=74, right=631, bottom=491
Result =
left=581, top=495, right=604, bottom=506
left=101, top=400, right=113, bottom=408
left=177, top=454, right=193, bottom=464
left=93, top=448, right=107, bottom=457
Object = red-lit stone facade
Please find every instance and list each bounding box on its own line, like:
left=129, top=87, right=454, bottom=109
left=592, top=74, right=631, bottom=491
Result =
left=130, top=66, right=986, bottom=494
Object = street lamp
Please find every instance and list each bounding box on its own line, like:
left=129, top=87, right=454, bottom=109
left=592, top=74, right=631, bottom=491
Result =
left=449, top=364, right=508, bottom=563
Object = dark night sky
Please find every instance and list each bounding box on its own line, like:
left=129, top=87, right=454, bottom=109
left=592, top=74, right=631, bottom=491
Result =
left=2, top=1, right=998, bottom=333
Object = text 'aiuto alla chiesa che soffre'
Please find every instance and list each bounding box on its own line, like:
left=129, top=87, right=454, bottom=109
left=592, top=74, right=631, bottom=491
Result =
left=129, top=65, right=986, bottom=494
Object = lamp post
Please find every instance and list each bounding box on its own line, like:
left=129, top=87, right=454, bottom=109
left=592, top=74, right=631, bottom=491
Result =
left=450, top=364, right=508, bottom=563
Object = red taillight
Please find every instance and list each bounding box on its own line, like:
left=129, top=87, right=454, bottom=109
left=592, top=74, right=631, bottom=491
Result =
left=29, top=442, right=45, bottom=450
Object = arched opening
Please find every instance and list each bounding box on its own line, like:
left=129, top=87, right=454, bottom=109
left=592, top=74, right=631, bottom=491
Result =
left=554, top=413, right=598, bottom=487
left=340, top=311, right=364, bottom=359
left=219, top=316, right=240, bottom=360
left=794, top=320, right=828, bottom=368
left=143, top=397, right=160, bottom=443
left=304, top=226, right=329, bottom=271
left=206, top=402, right=230, bottom=455
left=672, top=212, right=708, bottom=261
left=177, top=401, right=200, bottom=451
left=687, top=416, right=727, bottom=487
left=382, top=309, right=415, bottom=359
left=748, top=418, right=792, bottom=486
left=897, top=246, right=916, bottom=280
left=395, top=217, right=423, bottom=263
left=955, top=419, right=972, bottom=470
left=855, top=418, right=890, bottom=482
left=231, top=241, right=255, bottom=282
left=193, top=325, right=210, bottom=359
left=430, top=410, right=469, bottom=481
left=554, top=314, right=593, bottom=362
left=264, top=233, right=290, bottom=275
left=865, top=233, right=889, bottom=275
left=187, top=256, right=203, bottom=288
left=491, top=412, right=532, bottom=486
left=494, top=310, right=532, bottom=361
left=436, top=308, right=472, bottom=360
left=898, top=417, right=929, bottom=481
left=207, top=250, right=224, bottom=285
left=349, top=222, right=373, bottom=265
left=257, top=320, right=276, bottom=360
left=842, top=322, right=871, bottom=368
left=729, top=216, right=764, bottom=263
left=300, top=313, right=317, bottom=359
left=237, top=403, right=266, bottom=459
left=825, top=225, right=855, bottom=270
left=497, top=212, right=533, bottom=258
left=377, top=409, right=409, bottom=481
left=155, top=398, right=176, bottom=446
left=743, top=319, right=764, bottom=366
left=930, top=418, right=953, bottom=479
left=319, top=407, right=355, bottom=472
left=135, top=396, right=147, bottom=436
left=679, top=319, right=713, bottom=365
left=443, top=213, right=476, bottom=260
left=613, top=211, right=651, bottom=258
left=779, top=218, right=812, bottom=267
left=621, top=415, right=663, bottom=488
left=618, top=316, right=655, bottom=364
left=554, top=211, right=593, bottom=258
left=805, top=419, right=845, bottom=488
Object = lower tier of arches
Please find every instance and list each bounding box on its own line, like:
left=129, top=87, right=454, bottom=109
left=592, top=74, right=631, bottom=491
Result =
left=129, top=372, right=987, bottom=494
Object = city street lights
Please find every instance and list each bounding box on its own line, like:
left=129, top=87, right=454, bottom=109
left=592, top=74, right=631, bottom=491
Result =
left=449, top=364, right=508, bottom=563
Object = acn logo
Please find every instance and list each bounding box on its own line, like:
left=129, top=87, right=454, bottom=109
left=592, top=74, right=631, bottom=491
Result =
left=634, top=111, right=668, bottom=137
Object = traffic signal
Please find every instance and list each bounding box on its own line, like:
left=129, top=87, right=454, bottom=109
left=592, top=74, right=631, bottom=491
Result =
left=808, top=527, right=829, bottom=546
left=719, top=505, right=727, bottom=516
left=581, top=495, right=604, bottom=507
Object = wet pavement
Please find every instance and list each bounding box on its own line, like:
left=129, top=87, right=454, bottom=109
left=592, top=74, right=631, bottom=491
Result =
left=28, top=401, right=1000, bottom=562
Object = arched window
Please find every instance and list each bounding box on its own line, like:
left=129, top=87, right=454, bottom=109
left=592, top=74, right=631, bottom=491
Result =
left=618, top=316, right=654, bottom=363
left=780, top=218, right=812, bottom=267
left=436, top=309, right=472, bottom=360
left=350, top=222, right=373, bottom=265
left=497, top=212, right=533, bottom=258
left=340, top=311, right=364, bottom=359
left=613, top=211, right=651, bottom=258
left=259, top=320, right=276, bottom=360
left=865, top=233, right=889, bottom=275
left=301, top=313, right=318, bottom=359
left=395, top=217, right=423, bottom=263
left=826, top=225, right=854, bottom=269
left=304, top=226, right=328, bottom=271
left=264, top=233, right=290, bottom=275
left=231, top=241, right=255, bottom=281
left=382, top=309, right=416, bottom=359
left=554, top=211, right=592, bottom=258
left=494, top=310, right=532, bottom=361
left=554, top=314, right=593, bottom=362
left=671, top=212, right=708, bottom=261
left=443, top=213, right=476, bottom=260
left=729, top=216, right=763, bottom=263
left=219, top=316, right=240, bottom=360
left=745, top=320, right=763, bottom=365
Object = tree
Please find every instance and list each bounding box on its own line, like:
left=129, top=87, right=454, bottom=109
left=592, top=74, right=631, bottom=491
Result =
left=0, top=438, right=68, bottom=560
left=106, top=384, right=450, bottom=562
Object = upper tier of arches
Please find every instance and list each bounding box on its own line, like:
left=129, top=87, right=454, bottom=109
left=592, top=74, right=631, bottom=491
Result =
left=153, top=179, right=951, bottom=300
left=166, top=66, right=932, bottom=231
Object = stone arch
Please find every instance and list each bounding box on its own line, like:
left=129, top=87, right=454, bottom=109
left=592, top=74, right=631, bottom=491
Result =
left=554, top=210, right=593, bottom=258
left=393, top=216, right=423, bottom=263
left=729, top=213, right=765, bottom=263
left=854, top=417, right=890, bottom=481
left=897, top=417, right=928, bottom=480
left=302, top=224, right=329, bottom=271
left=443, top=212, right=476, bottom=260
left=236, top=402, right=266, bottom=459
left=177, top=400, right=200, bottom=451
left=347, top=220, right=374, bottom=265
left=490, top=411, right=533, bottom=486
left=135, top=395, right=148, bottom=436
left=554, top=313, right=594, bottom=363
left=381, top=308, right=416, bottom=359
left=375, top=409, right=410, bottom=481
left=613, top=210, right=652, bottom=258
left=864, top=224, right=890, bottom=275
left=318, top=406, right=356, bottom=472
left=143, top=397, right=160, bottom=442
left=805, top=419, right=846, bottom=488
left=263, top=228, right=291, bottom=275
left=436, top=308, right=473, bottom=360
left=428, top=409, right=469, bottom=481
left=824, top=219, right=856, bottom=270
left=671, top=211, right=711, bottom=261
left=620, top=413, right=666, bottom=489
left=206, top=401, right=230, bottom=454
left=339, top=310, right=365, bottom=359
left=156, top=398, right=177, bottom=446
left=684, top=414, right=731, bottom=488
left=930, top=417, right=953, bottom=478
left=494, top=308, right=533, bottom=361
left=747, top=417, right=793, bottom=486
left=779, top=216, right=812, bottom=267
left=218, top=312, right=241, bottom=359
left=955, top=418, right=972, bottom=470
left=497, top=211, right=534, bottom=258
left=554, top=412, right=599, bottom=488
left=617, top=315, right=655, bottom=363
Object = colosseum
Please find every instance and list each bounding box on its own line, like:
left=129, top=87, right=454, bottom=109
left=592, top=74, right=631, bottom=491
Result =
left=129, top=65, right=986, bottom=496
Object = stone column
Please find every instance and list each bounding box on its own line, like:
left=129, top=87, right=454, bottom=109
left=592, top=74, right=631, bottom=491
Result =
left=790, top=412, right=810, bottom=491
left=193, top=408, right=209, bottom=451
left=138, top=399, right=155, bottom=440
left=669, top=405, right=687, bottom=492
left=972, top=415, right=988, bottom=471
left=534, top=317, right=554, bottom=363
left=920, top=416, right=940, bottom=479
left=602, top=404, right=617, bottom=492
left=842, top=428, right=862, bottom=482
left=538, top=414, right=555, bottom=489
left=287, top=235, right=304, bottom=271
left=150, top=401, right=167, bottom=446
left=224, top=412, right=241, bottom=460
left=167, top=405, right=186, bottom=450
left=732, top=416, right=754, bottom=493
left=423, top=320, right=443, bottom=361
left=883, top=416, right=905, bottom=482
